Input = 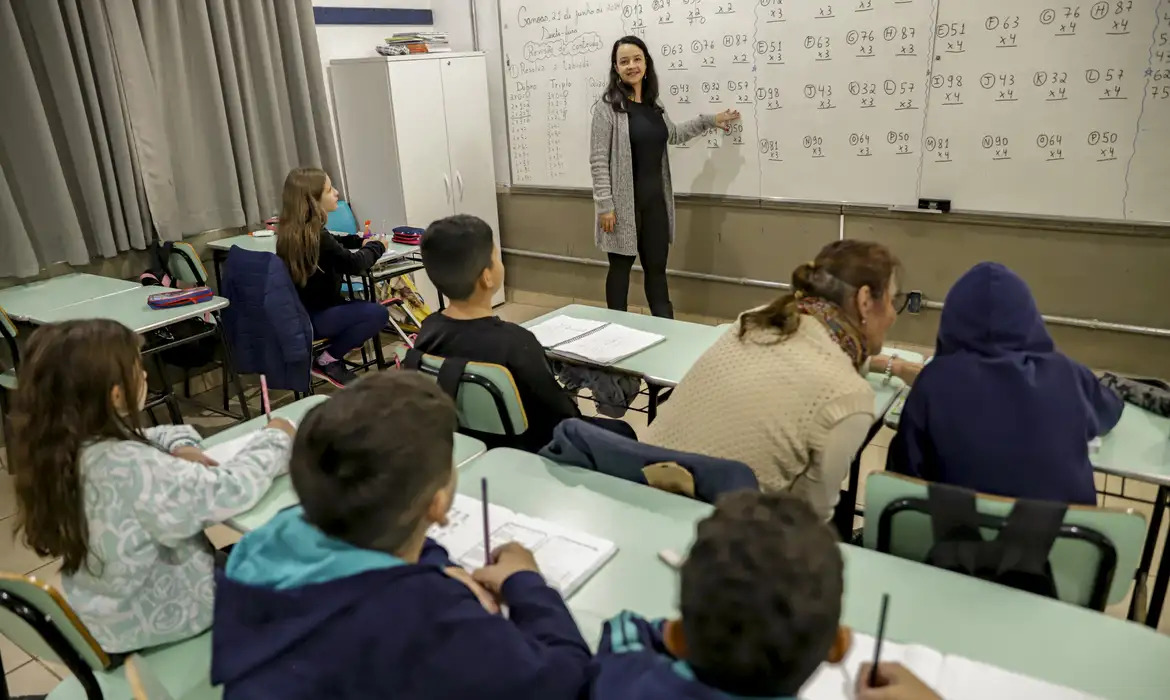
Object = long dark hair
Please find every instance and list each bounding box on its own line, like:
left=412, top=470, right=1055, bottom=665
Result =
left=602, top=35, right=660, bottom=113
left=739, top=240, right=900, bottom=342
left=9, top=320, right=148, bottom=575
left=276, top=167, right=329, bottom=287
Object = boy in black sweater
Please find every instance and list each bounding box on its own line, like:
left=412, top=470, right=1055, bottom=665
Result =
left=415, top=215, right=583, bottom=452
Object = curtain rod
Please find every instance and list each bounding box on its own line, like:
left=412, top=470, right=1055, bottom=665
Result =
left=501, top=248, right=1170, bottom=339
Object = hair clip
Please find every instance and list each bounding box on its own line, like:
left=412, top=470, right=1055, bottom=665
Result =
left=793, top=291, right=804, bottom=300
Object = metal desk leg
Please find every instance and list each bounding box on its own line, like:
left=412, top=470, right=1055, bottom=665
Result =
left=834, top=453, right=864, bottom=541
left=1144, top=485, right=1170, bottom=628
left=1129, top=483, right=1166, bottom=621
left=647, top=384, right=661, bottom=424
left=212, top=250, right=226, bottom=291
left=214, top=311, right=252, bottom=421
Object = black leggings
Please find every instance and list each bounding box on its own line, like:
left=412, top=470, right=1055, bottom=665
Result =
left=605, top=193, right=673, bottom=318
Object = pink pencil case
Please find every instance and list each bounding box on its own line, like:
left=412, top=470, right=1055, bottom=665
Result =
left=147, top=286, right=214, bottom=309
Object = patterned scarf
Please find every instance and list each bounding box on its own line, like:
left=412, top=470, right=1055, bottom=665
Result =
left=795, top=295, right=869, bottom=371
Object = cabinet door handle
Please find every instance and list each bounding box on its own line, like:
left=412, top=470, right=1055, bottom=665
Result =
left=456, top=171, right=465, bottom=201
left=443, top=174, right=451, bottom=202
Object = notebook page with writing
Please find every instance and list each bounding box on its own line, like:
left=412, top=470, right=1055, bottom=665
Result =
left=203, top=425, right=296, bottom=467
left=527, top=316, right=608, bottom=348
left=801, top=634, right=944, bottom=700
left=429, top=494, right=618, bottom=598
left=551, top=324, right=665, bottom=366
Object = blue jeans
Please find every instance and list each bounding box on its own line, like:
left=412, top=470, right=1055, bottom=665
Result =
left=310, top=302, right=387, bottom=359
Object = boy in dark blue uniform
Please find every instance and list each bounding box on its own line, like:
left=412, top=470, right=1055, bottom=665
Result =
left=211, top=372, right=590, bottom=699
left=590, top=491, right=939, bottom=700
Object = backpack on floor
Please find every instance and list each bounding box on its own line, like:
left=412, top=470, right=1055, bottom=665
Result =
left=139, top=241, right=219, bottom=369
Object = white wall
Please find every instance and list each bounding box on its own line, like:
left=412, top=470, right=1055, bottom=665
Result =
left=313, top=0, right=511, bottom=188
left=312, top=1, right=432, bottom=193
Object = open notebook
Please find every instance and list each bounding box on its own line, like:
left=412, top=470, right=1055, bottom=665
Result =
left=428, top=494, right=618, bottom=598
left=528, top=315, right=664, bottom=366
left=801, top=632, right=1097, bottom=700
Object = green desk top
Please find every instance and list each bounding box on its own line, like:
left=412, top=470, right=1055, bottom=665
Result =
left=0, top=273, right=139, bottom=322
left=31, top=286, right=228, bottom=332
left=208, top=233, right=420, bottom=263
left=212, top=396, right=488, bottom=532
left=1092, top=405, right=1170, bottom=487
left=463, top=448, right=1170, bottom=699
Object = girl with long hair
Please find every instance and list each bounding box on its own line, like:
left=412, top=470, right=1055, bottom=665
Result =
left=277, top=167, right=388, bottom=387
left=9, top=320, right=295, bottom=653
left=589, top=35, right=740, bottom=318
left=643, top=241, right=922, bottom=521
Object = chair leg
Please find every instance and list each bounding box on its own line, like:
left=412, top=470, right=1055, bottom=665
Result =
left=221, top=362, right=231, bottom=413
left=183, top=368, right=192, bottom=399
left=213, top=311, right=252, bottom=420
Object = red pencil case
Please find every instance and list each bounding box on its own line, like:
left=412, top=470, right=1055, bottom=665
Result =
left=147, top=286, right=214, bottom=309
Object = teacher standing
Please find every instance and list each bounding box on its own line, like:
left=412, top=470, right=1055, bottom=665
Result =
left=589, top=36, right=740, bottom=318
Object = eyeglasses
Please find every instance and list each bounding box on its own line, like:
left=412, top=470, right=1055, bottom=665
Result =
left=893, top=291, right=922, bottom=315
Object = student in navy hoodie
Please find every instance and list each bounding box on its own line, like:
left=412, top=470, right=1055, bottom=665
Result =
left=887, top=262, right=1123, bottom=505
left=590, top=490, right=941, bottom=700
left=210, top=371, right=591, bottom=699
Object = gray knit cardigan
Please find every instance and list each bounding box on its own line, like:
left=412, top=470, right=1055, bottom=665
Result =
left=589, top=99, right=715, bottom=257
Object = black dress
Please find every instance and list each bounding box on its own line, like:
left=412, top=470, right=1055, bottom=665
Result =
left=606, top=100, right=674, bottom=318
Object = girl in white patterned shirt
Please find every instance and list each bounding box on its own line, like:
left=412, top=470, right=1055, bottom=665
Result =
left=8, top=319, right=295, bottom=653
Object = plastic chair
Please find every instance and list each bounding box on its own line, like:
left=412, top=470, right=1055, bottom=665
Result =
left=0, top=573, right=214, bottom=699
left=326, top=200, right=359, bottom=235
left=863, top=472, right=1146, bottom=610
left=400, top=350, right=528, bottom=438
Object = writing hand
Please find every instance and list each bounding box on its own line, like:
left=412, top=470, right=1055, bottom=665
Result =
left=445, top=566, right=501, bottom=614
left=471, top=542, right=541, bottom=595
left=857, top=663, right=941, bottom=700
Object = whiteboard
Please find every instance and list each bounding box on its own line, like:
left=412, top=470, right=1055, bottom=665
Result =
left=498, top=0, right=1170, bottom=223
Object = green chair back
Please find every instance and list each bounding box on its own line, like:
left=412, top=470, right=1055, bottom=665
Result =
left=863, top=472, right=1145, bottom=609
left=0, top=572, right=109, bottom=676
left=168, top=242, right=209, bottom=287
left=401, top=350, right=528, bottom=436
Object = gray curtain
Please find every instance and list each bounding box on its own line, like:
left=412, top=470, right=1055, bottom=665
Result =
left=0, top=0, right=155, bottom=278
left=0, top=0, right=338, bottom=279
left=133, top=0, right=340, bottom=234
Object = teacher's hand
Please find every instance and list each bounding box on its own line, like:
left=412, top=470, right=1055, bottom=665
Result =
left=599, top=211, right=616, bottom=234
left=715, top=109, right=741, bottom=132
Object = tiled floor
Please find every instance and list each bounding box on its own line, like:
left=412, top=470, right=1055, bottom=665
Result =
left=0, top=298, right=1167, bottom=693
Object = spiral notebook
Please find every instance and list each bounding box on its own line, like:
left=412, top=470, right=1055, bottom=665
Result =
left=528, top=315, right=664, bottom=366
left=801, top=633, right=1096, bottom=700
left=428, top=494, right=618, bottom=598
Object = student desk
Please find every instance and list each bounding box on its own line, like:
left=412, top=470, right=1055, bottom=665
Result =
left=0, top=273, right=140, bottom=322
left=462, top=448, right=1170, bottom=699
left=206, top=234, right=424, bottom=298
left=522, top=305, right=733, bottom=423
left=0, top=283, right=249, bottom=425
left=212, top=395, right=488, bottom=533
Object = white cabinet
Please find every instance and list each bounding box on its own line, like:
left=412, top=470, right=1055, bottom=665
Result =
left=330, top=53, right=504, bottom=307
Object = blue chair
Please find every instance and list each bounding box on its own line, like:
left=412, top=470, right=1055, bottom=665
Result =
left=326, top=200, right=359, bottom=236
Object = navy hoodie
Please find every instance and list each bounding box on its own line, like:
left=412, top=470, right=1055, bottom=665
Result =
left=211, top=507, right=591, bottom=699
left=887, top=262, right=1123, bottom=505
left=589, top=611, right=795, bottom=700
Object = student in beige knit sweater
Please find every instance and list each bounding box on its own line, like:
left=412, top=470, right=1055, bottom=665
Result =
left=644, top=241, right=920, bottom=521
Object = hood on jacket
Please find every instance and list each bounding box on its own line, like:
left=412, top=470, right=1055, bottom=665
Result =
left=936, top=262, right=1054, bottom=357
left=212, top=507, right=422, bottom=687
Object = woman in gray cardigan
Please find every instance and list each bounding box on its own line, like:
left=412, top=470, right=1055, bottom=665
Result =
left=589, top=35, right=739, bottom=318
